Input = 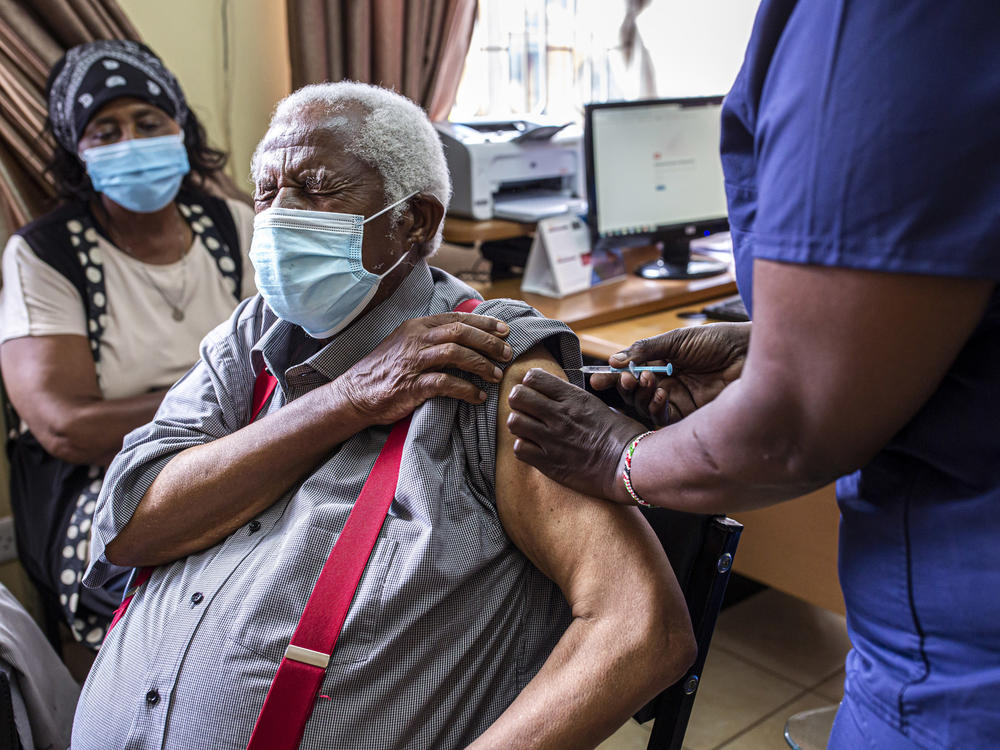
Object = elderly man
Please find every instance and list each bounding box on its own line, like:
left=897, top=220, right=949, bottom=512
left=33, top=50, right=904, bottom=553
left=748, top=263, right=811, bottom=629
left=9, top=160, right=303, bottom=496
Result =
left=71, top=82, right=695, bottom=750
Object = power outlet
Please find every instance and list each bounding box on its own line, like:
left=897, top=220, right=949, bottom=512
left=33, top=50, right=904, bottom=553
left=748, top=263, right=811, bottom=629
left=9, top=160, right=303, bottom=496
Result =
left=0, top=516, right=17, bottom=564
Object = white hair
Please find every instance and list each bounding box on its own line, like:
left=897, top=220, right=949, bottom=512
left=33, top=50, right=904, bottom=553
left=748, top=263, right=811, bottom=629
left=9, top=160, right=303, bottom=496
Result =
left=252, top=81, right=451, bottom=257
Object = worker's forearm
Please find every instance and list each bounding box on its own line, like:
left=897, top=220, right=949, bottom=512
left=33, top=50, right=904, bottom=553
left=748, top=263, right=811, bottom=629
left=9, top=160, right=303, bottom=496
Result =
left=469, top=611, right=684, bottom=750
left=33, top=389, right=167, bottom=466
left=105, top=381, right=371, bottom=566
left=623, top=373, right=839, bottom=514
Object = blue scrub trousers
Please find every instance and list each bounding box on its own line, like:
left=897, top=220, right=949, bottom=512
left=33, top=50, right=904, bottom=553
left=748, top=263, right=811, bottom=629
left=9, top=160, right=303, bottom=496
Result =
left=829, top=696, right=925, bottom=750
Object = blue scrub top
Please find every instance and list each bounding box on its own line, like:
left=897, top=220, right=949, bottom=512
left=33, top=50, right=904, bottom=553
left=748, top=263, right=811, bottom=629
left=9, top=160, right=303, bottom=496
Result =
left=720, top=1, right=1000, bottom=747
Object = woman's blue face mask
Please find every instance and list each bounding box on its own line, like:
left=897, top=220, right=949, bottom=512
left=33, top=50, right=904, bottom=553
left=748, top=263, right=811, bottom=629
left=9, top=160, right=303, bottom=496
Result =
left=82, top=133, right=190, bottom=213
left=249, top=191, right=419, bottom=339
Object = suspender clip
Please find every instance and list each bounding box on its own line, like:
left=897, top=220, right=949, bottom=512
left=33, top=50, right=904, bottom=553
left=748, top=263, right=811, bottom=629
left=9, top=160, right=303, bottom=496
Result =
left=284, top=644, right=330, bottom=669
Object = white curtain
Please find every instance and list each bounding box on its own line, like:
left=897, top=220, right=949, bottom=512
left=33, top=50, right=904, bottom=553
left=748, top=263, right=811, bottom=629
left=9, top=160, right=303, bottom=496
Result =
left=619, top=0, right=656, bottom=98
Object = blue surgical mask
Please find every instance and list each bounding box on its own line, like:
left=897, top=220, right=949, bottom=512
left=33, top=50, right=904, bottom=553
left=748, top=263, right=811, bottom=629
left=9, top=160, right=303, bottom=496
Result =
left=82, top=133, right=190, bottom=213
left=249, top=191, right=419, bottom=338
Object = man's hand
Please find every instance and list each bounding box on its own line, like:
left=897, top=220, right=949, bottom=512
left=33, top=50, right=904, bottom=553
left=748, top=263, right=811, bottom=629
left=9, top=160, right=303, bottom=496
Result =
left=507, top=368, right=646, bottom=504
left=592, top=322, right=750, bottom=426
left=338, top=311, right=512, bottom=424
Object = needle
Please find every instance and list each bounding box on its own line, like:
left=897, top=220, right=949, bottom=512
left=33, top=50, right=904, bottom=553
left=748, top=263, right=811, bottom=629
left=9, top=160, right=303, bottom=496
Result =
left=569, top=363, right=674, bottom=376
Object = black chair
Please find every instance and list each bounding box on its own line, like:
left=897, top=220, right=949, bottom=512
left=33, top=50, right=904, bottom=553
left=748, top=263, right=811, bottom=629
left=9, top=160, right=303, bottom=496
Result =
left=635, top=507, right=743, bottom=750
left=0, top=669, right=22, bottom=750
left=0, top=383, right=63, bottom=655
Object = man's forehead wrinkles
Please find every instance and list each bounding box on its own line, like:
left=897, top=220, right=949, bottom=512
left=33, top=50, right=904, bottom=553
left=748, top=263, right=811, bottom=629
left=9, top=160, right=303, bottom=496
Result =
left=266, top=114, right=354, bottom=144
left=257, top=141, right=332, bottom=172
left=261, top=131, right=330, bottom=153
left=259, top=132, right=350, bottom=167
left=256, top=127, right=374, bottom=186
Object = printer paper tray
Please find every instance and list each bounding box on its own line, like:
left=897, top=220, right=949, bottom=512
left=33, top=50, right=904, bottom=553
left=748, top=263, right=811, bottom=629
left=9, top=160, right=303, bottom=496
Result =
left=492, top=190, right=586, bottom=222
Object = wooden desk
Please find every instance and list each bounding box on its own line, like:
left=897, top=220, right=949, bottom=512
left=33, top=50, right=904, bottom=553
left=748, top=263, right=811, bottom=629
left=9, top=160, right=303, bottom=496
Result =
left=479, top=245, right=738, bottom=330
left=577, top=298, right=845, bottom=615
left=575, top=299, right=725, bottom=359
left=443, top=216, right=535, bottom=245
left=446, top=217, right=737, bottom=327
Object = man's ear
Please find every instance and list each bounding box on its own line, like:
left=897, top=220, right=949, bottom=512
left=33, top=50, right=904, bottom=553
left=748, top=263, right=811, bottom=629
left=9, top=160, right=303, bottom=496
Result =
left=406, top=193, right=445, bottom=249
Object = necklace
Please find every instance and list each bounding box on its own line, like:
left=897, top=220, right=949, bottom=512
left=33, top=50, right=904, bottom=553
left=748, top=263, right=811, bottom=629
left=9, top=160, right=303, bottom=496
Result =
left=109, top=215, right=191, bottom=322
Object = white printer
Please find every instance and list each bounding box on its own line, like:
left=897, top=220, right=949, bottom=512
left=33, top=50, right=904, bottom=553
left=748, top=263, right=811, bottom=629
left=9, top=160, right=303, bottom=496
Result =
left=434, top=119, right=586, bottom=222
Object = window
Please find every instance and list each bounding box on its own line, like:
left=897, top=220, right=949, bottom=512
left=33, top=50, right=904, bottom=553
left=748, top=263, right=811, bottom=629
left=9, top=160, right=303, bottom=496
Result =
left=451, top=0, right=635, bottom=122
left=450, top=0, right=760, bottom=122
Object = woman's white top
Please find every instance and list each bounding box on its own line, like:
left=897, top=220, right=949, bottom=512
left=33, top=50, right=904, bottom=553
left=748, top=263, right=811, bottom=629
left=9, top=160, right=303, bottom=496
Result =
left=0, top=198, right=256, bottom=400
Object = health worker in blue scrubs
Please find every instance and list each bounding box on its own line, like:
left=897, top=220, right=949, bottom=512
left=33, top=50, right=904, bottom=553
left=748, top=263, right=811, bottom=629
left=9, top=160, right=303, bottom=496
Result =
left=504, top=1, right=1000, bottom=747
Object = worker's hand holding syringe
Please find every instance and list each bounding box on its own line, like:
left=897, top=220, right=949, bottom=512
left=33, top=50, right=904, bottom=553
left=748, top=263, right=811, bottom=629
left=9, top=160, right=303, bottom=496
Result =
left=587, top=322, right=751, bottom=427
left=505, top=321, right=751, bottom=500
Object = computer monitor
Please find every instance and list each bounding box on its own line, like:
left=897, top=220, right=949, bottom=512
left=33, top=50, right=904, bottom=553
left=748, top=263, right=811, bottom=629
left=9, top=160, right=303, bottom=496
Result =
left=584, top=96, right=730, bottom=280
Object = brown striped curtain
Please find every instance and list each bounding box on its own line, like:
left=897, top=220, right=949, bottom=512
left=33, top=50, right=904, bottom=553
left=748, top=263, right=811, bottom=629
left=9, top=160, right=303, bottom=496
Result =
left=0, top=0, right=248, bottom=235
left=0, top=0, right=141, bottom=231
left=286, top=0, right=477, bottom=122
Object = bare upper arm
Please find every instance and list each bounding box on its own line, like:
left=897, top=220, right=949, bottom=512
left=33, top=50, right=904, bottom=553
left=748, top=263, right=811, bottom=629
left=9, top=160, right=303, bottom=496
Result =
left=496, top=345, right=684, bottom=618
left=746, top=259, right=994, bottom=476
left=1, top=335, right=102, bottom=433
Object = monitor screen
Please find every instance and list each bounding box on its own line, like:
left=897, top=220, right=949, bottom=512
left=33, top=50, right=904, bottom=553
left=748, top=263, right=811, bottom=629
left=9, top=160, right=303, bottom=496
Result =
left=585, top=97, right=728, bottom=250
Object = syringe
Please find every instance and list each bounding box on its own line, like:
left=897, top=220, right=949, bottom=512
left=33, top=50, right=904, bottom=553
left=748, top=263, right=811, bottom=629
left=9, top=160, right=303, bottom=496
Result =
left=569, top=362, right=674, bottom=376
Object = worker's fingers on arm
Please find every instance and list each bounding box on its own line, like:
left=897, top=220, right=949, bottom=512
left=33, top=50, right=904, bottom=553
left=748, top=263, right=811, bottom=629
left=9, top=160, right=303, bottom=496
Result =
left=506, top=408, right=551, bottom=445
left=510, top=436, right=548, bottom=466
left=519, top=366, right=571, bottom=394
left=507, top=382, right=557, bottom=422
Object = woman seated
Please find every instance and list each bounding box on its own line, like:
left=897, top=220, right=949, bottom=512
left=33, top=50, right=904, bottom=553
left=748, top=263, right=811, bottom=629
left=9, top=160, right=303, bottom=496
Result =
left=0, top=40, right=255, bottom=649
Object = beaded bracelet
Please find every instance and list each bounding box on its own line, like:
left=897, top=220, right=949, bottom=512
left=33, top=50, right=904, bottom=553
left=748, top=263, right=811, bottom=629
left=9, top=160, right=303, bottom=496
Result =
left=621, top=430, right=655, bottom=507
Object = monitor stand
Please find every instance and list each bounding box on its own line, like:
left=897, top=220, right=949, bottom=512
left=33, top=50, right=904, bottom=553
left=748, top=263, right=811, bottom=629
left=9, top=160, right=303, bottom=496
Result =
left=635, top=238, right=729, bottom=280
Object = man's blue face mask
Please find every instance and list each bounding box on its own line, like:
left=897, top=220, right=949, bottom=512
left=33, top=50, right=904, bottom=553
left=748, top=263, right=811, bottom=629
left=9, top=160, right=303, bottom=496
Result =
left=82, top=133, right=190, bottom=213
left=249, top=191, right=418, bottom=339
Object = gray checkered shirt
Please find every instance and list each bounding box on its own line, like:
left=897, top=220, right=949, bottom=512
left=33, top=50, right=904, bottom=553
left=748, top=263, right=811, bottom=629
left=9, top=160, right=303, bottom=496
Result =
left=72, top=262, right=583, bottom=749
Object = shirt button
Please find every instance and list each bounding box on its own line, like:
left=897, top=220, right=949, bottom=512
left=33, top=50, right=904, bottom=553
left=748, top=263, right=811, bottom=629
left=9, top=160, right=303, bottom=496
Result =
left=190, top=592, right=204, bottom=604
left=145, top=689, right=160, bottom=706
left=248, top=520, right=262, bottom=535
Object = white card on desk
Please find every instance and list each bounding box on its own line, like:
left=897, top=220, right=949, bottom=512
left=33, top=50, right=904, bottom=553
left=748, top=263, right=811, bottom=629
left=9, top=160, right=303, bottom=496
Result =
left=520, top=214, right=595, bottom=298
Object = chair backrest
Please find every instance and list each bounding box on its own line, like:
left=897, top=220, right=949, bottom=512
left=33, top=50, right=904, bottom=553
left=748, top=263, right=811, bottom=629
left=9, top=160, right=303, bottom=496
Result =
left=635, top=507, right=743, bottom=750
left=0, top=669, right=23, bottom=750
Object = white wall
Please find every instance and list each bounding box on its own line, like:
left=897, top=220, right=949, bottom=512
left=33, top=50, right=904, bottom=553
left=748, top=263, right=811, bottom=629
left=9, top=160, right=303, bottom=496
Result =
left=116, top=0, right=293, bottom=192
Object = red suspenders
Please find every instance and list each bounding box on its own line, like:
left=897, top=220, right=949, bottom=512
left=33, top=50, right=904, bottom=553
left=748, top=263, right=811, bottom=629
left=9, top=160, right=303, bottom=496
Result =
left=246, top=298, right=482, bottom=749
left=245, top=415, right=410, bottom=749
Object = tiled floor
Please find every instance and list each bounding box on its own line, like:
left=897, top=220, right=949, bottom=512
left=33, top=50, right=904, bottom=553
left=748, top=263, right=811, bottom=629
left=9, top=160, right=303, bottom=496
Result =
left=598, top=588, right=851, bottom=750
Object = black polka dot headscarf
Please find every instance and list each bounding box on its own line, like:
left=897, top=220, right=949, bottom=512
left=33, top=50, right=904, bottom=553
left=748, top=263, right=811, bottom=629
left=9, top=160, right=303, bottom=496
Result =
left=46, top=39, right=189, bottom=153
